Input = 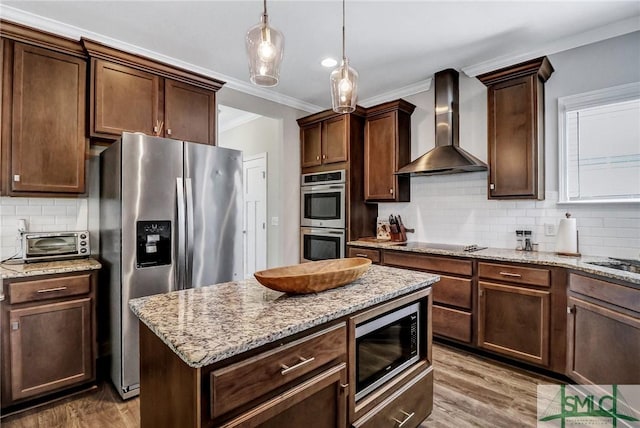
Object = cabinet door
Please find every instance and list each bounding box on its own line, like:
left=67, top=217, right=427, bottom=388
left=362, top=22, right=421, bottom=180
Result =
left=301, top=123, right=322, bottom=168
left=567, top=296, right=640, bottom=385
left=164, top=79, right=215, bottom=145
left=8, top=297, right=93, bottom=401
left=364, top=112, right=396, bottom=200
left=487, top=75, right=538, bottom=198
left=10, top=43, right=86, bottom=193
left=92, top=59, right=159, bottom=137
left=323, top=115, right=348, bottom=164
left=478, top=281, right=550, bottom=366
left=221, top=363, right=347, bottom=428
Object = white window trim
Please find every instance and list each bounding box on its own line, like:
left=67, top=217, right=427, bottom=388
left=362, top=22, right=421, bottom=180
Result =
left=557, top=81, right=640, bottom=204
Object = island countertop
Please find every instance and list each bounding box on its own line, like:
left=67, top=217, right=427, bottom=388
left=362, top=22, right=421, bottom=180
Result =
left=129, top=264, right=439, bottom=369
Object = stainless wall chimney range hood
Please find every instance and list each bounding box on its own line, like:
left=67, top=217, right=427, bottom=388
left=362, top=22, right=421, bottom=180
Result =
left=396, top=69, right=487, bottom=176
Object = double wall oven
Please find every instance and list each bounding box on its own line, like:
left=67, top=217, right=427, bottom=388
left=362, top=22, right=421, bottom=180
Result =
left=300, top=170, right=346, bottom=262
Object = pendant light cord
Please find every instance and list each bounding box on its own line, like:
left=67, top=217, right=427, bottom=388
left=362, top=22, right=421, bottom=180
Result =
left=342, top=0, right=346, bottom=61
left=263, top=0, right=268, bottom=22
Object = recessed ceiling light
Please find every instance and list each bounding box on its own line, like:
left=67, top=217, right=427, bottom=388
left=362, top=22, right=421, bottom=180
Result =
left=321, top=58, right=338, bottom=68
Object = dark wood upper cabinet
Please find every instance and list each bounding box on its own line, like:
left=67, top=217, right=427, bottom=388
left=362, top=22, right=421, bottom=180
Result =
left=300, top=122, right=322, bottom=168
left=299, top=114, right=348, bottom=168
left=478, top=57, right=553, bottom=200
left=83, top=39, right=223, bottom=145
left=164, top=79, right=215, bottom=145
left=364, top=99, right=414, bottom=202
left=92, top=59, right=158, bottom=137
left=1, top=31, right=87, bottom=196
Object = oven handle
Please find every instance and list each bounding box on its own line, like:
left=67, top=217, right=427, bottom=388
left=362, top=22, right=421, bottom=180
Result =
left=302, top=184, right=346, bottom=193
left=302, top=228, right=345, bottom=236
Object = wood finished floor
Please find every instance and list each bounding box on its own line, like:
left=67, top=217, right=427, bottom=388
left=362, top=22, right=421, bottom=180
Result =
left=1, top=343, right=560, bottom=427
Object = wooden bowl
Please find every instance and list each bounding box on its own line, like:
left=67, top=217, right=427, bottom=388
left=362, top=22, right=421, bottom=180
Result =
left=254, top=258, right=372, bottom=294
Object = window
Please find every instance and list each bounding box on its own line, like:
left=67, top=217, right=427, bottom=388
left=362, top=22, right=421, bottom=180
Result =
left=558, top=82, right=640, bottom=203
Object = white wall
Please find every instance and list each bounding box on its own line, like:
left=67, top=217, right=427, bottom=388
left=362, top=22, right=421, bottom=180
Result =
left=378, top=31, right=640, bottom=259
left=217, top=87, right=306, bottom=267
left=219, top=116, right=282, bottom=268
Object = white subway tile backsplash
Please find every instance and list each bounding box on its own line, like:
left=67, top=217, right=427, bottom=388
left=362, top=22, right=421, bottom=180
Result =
left=1, top=197, right=87, bottom=259
left=379, top=175, right=640, bottom=259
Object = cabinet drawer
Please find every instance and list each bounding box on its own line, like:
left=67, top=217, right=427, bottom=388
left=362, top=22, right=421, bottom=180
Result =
left=433, top=305, right=472, bottom=343
left=210, top=323, right=346, bottom=419
left=353, top=367, right=433, bottom=428
left=348, top=247, right=381, bottom=264
left=8, top=274, right=91, bottom=304
left=569, top=273, right=639, bottom=313
left=432, top=275, right=472, bottom=309
left=384, top=252, right=472, bottom=276
left=478, top=262, right=550, bottom=287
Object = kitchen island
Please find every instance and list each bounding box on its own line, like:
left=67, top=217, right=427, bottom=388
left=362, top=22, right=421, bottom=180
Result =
left=130, top=264, right=439, bottom=428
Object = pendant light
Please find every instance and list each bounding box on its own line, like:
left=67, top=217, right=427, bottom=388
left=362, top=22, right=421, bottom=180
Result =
left=330, top=0, right=358, bottom=113
left=245, top=0, right=284, bottom=87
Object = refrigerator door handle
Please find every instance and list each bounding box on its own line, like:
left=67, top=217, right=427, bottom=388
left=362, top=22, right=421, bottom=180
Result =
left=176, top=177, right=186, bottom=290
left=185, top=178, right=194, bottom=289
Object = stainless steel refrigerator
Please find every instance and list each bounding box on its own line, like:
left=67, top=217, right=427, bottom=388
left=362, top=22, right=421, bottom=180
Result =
left=100, top=132, right=242, bottom=399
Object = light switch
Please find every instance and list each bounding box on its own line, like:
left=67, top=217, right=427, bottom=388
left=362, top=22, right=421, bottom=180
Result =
left=271, top=217, right=279, bottom=226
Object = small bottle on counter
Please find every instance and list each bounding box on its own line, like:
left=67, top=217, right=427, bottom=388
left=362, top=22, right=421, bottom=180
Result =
left=524, top=230, right=533, bottom=251
left=516, top=230, right=524, bottom=250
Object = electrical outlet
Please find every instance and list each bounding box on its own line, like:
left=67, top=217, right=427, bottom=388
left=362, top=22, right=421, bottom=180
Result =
left=271, top=217, right=279, bottom=226
left=17, top=219, right=27, bottom=233
left=544, top=223, right=556, bottom=236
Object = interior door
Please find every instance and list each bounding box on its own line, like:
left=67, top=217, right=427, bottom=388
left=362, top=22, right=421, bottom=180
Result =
left=185, top=142, right=243, bottom=287
left=243, top=154, right=268, bottom=278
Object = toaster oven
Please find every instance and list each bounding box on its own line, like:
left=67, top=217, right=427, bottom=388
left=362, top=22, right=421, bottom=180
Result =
left=22, top=231, right=90, bottom=262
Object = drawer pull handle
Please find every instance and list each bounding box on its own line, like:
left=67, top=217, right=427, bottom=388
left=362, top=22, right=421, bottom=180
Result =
left=280, top=356, right=315, bottom=375
left=37, top=286, right=67, bottom=293
left=355, top=253, right=369, bottom=258
left=499, top=272, right=522, bottom=278
left=393, top=410, right=415, bottom=427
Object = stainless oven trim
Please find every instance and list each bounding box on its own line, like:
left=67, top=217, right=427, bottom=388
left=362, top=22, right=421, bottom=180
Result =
left=300, top=227, right=345, bottom=262
left=301, top=169, right=346, bottom=186
left=354, top=302, right=421, bottom=401
left=300, top=183, right=346, bottom=229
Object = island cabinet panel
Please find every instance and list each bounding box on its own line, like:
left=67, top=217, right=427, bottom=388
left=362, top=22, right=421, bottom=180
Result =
left=1, top=270, right=97, bottom=409
left=220, top=363, right=348, bottom=428
left=3, top=40, right=87, bottom=195
left=566, top=273, right=640, bottom=385
left=210, top=323, right=347, bottom=419
left=352, top=367, right=433, bottom=428
left=92, top=59, right=159, bottom=137
left=478, top=281, right=550, bottom=366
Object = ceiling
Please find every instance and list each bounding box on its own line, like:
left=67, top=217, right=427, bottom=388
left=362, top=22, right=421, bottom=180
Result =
left=2, top=1, right=639, bottom=112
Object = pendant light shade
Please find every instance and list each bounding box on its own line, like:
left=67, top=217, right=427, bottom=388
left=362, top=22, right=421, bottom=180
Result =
left=246, top=0, right=284, bottom=87
left=331, top=0, right=358, bottom=113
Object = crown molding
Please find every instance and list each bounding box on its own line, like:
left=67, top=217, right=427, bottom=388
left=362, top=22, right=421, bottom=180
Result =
left=0, top=5, right=322, bottom=113
left=462, top=16, right=640, bottom=77
left=359, top=78, right=432, bottom=107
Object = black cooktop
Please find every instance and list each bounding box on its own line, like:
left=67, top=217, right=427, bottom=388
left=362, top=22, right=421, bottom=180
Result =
left=396, top=242, right=488, bottom=253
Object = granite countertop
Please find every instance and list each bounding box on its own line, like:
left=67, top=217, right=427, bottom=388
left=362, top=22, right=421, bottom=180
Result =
left=0, top=258, right=102, bottom=279
left=129, top=264, right=439, bottom=369
left=348, top=240, right=640, bottom=286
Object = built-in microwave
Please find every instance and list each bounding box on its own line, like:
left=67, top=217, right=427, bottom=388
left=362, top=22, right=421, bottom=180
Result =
left=22, top=231, right=90, bottom=262
left=300, top=227, right=345, bottom=262
left=354, top=302, right=421, bottom=401
left=300, top=170, right=346, bottom=229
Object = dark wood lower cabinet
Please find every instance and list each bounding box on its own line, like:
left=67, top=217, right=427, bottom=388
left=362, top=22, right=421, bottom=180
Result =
left=478, top=281, right=550, bottom=366
left=8, top=298, right=93, bottom=400
left=1, top=271, right=97, bottom=409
